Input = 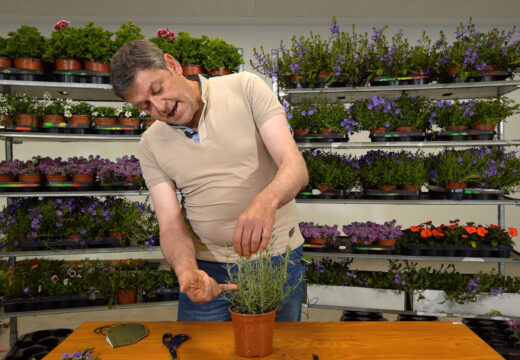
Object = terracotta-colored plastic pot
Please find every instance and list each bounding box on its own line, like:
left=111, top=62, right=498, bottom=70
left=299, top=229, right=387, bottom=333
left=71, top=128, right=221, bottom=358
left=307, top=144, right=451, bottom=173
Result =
left=118, top=118, right=140, bottom=126
left=108, top=231, right=124, bottom=240
left=293, top=128, right=311, bottom=136
left=72, top=174, right=94, bottom=183
left=447, top=125, right=469, bottom=131
left=473, top=122, right=496, bottom=131
left=46, top=174, right=69, bottom=182
left=370, top=127, right=387, bottom=134
left=377, top=239, right=397, bottom=246
left=401, top=184, right=421, bottom=192
left=143, top=119, right=156, bottom=127
left=208, top=67, right=230, bottom=76
left=445, top=181, right=467, bottom=190
left=55, top=59, right=82, bottom=71
left=308, top=237, right=327, bottom=244
left=117, top=288, right=137, bottom=305
left=0, top=175, right=14, bottom=182
left=15, top=114, right=37, bottom=127
left=66, top=233, right=81, bottom=241
left=395, top=126, right=414, bottom=132
left=378, top=185, right=397, bottom=192
left=14, top=57, right=42, bottom=71
left=18, top=174, right=42, bottom=183
left=230, top=307, right=276, bottom=357
left=69, top=114, right=91, bottom=126
left=319, top=128, right=335, bottom=135
left=94, top=117, right=117, bottom=126
left=84, top=61, right=110, bottom=73
left=42, top=115, right=65, bottom=124
left=0, top=115, right=12, bottom=126
left=182, top=64, right=204, bottom=76
left=0, top=57, right=12, bottom=68
left=319, top=184, right=334, bottom=192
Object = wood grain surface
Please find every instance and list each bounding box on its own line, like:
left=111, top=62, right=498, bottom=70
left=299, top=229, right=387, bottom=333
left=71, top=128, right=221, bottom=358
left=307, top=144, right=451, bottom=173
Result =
left=42, top=321, right=503, bottom=359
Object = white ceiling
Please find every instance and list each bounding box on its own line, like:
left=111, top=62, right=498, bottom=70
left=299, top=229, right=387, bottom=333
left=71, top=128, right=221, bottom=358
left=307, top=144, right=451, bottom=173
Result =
left=0, top=0, right=519, bottom=26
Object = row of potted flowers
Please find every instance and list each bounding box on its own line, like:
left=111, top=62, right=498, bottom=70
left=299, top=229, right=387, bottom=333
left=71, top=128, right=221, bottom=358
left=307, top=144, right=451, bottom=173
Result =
left=286, top=95, right=520, bottom=137
left=302, top=147, right=520, bottom=196
left=0, top=258, right=178, bottom=312
left=0, top=155, right=142, bottom=185
left=0, top=20, right=242, bottom=76
left=0, top=196, right=158, bottom=252
left=305, top=258, right=520, bottom=316
left=0, top=93, right=155, bottom=129
left=300, top=219, right=517, bottom=256
left=252, top=17, right=520, bottom=89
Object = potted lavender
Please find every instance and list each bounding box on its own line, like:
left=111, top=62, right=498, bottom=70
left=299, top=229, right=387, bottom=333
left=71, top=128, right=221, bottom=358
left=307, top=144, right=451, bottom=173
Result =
left=342, top=220, right=403, bottom=246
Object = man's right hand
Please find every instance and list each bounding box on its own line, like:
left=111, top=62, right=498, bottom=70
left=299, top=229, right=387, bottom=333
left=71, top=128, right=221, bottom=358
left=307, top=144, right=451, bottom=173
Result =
left=178, top=269, right=237, bottom=304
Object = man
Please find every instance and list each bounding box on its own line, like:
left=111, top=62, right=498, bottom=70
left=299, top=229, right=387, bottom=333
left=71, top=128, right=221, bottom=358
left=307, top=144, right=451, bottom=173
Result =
left=110, top=40, right=308, bottom=321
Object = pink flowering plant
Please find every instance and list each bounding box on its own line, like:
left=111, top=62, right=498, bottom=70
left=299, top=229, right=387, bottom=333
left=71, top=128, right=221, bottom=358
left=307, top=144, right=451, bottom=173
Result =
left=149, top=27, right=178, bottom=57
left=43, top=20, right=83, bottom=63
left=342, top=220, right=403, bottom=245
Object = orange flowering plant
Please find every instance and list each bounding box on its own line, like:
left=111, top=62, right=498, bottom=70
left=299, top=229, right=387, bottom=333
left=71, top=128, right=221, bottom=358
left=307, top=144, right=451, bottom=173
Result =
left=402, top=219, right=517, bottom=248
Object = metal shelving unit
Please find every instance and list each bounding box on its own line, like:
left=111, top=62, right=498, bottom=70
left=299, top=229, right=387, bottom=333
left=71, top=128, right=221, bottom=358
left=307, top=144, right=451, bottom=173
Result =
left=297, top=139, right=520, bottom=149
left=0, top=131, right=140, bottom=143
left=0, top=190, right=149, bottom=198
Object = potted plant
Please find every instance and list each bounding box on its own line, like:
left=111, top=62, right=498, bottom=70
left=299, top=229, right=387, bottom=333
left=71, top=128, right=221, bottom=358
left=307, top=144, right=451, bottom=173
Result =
left=201, top=36, right=243, bottom=75
left=392, top=95, right=432, bottom=132
left=37, top=156, right=69, bottom=182
left=65, top=155, right=100, bottom=183
left=430, top=99, right=475, bottom=131
left=348, top=96, right=398, bottom=133
left=342, top=220, right=403, bottom=246
left=175, top=31, right=206, bottom=75
left=0, top=159, right=23, bottom=182
left=358, top=150, right=402, bottom=190
left=17, top=159, right=41, bottom=183
left=112, top=259, right=145, bottom=305
left=0, top=94, right=13, bottom=126
left=470, top=97, right=520, bottom=130
left=43, top=20, right=83, bottom=70
left=148, top=28, right=178, bottom=58
left=469, top=147, right=520, bottom=193
left=368, top=26, right=412, bottom=81
left=299, top=221, right=340, bottom=250
left=78, top=22, right=114, bottom=72
left=0, top=35, right=11, bottom=68
left=113, top=20, right=145, bottom=53
left=7, top=93, right=38, bottom=128
left=429, top=148, right=482, bottom=190
left=68, top=102, right=92, bottom=127
left=92, top=106, right=118, bottom=126
left=395, top=150, right=429, bottom=191
left=113, top=155, right=143, bottom=185
left=222, top=235, right=301, bottom=358
left=3, top=25, right=46, bottom=71
left=39, top=93, right=73, bottom=129
left=116, top=103, right=144, bottom=127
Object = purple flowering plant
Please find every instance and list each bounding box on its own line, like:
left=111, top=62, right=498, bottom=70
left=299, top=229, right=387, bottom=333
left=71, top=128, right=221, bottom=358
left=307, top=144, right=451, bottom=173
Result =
left=429, top=148, right=483, bottom=186
left=299, top=221, right=340, bottom=243
left=60, top=348, right=99, bottom=360
left=302, top=149, right=359, bottom=191
left=36, top=156, right=68, bottom=176
left=65, top=155, right=101, bottom=176
left=469, top=147, right=520, bottom=192
left=342, top=220, right=403, bottom=244
left=368, top=26, right=413, bottom=77
left=17, top=159, right=40, bottom=175
left=471, top=97, right=520, bottom=126
left=429, top=99, right=475, bottom=130
left=287, top=97, right=351, bottom=133
left=358, top=150, right=403, bottom=188
left=348, top=95, right=399, bottom=131
left=0, top=159, right=23, bottom=176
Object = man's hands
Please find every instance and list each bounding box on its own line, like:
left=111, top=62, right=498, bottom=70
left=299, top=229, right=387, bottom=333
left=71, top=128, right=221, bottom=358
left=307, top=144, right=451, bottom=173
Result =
left=178, top=268, right=237, bottom=304
left=232, top=193, right=277, bottom=258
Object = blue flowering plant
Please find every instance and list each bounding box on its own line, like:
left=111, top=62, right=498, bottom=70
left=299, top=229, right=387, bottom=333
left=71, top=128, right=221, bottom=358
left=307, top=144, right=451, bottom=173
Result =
left=470, top=97, right=520, bottom=127
left=430, top=99, right=475, bottom=130
left=302, top=150, right=360, bottom=192
left=358, top=150, right=403, bottom=188
left=65, top=155, right=101, bottom=176
left=368, top=26, right=412, bottom=78
left=342, top=220, right=403, bottom=245
left=392, top=95, right=433, bottom=131
left=395, top=150, right=430, bottom=188
left=286, top=98, right=351, bottom=134
left=470, top=147, right=520, bottom=192
left=60, top=348, right=99, bottom=360
left=428, top=148, right=483, bottom=187
left=348, top=96, right=400, bottom=132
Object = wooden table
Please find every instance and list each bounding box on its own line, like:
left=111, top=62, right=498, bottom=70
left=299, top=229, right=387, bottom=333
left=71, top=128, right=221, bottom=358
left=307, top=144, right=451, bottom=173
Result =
left=43, top=321, right=503, bottom=359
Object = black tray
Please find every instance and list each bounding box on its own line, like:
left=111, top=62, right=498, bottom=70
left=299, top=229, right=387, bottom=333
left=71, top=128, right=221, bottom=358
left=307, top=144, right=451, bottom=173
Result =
left=429, top=129, right=495, bottom=141
left=53, top=69, right=110, bottom=84
left=363, top=188, right=421, bottom=200
left=427, top=185, right=505, bottom=200
left=293, top=132, right=348, bottom=143
left=369, top=131, right=426, bottom=142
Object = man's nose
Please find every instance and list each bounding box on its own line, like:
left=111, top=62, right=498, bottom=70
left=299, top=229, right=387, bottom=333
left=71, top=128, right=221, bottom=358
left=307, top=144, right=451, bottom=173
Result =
left=150, top=97, right=167, bottom=115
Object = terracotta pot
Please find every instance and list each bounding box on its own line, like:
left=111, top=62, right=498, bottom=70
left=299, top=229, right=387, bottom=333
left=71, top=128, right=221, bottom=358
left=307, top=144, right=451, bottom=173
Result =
left=182, top=64, right=204, bottom=76
left=395, top=126, right=414, bottom=132
left=377, top=239, right=397, bottom=246
left=42, top=115, right=65, bottom=124
left=378, top=185, right=397, bottom=192
left=230, top=307, right=276, bottom=357
left=447, top=124, right=469, bottom=131
left=124, top=175, right=143, bottom=184
left=319, top=184, right=334, bottom=192
left=46, top=174, right=69, bottom=182
left=18, top=174, right=41, bottom=183
left=72, top=174, right=94, bottom=183
left=0, top=115, right=12, bottom=126
left=370, top=127, right=387, bottom=134
left=118, top=118, right=140, bottom=126
left=117, top=288, right=137, bottom=305
left=66, top=233, right=81, bottom=241
left=208, top=67, right=230, bottom=75
left=308, top=237, right=327, bottom=244
left=14, top=57, right=42, bottom=71
left=473, top=122, right=496, bottom=131
left=94, top=117, right=117, bottom=126
left=69, top=114, right=91, bottom=126
left=319, top=128, right=335, bottom=135
left=108, top=231, right=124, bottom=240
left=293, top=128, right=311, bottom=136
left=447, top=65, right=459, bottom=75
left=0, top=57, right=12, bottom=68
left=0, top=174, right=13, bottom=182
left=15, top=114, right=37, bottom=127
left=55, top=59, right=82, bottom=71
left=84, top=61, right=110, bottom=73
left=401, top=184, right=421, bottom=192
left=316, top=71, right=330, bottom=79
left=481, top=64, right=498, bottom=71
left=445, top=181, right=467, bottom=190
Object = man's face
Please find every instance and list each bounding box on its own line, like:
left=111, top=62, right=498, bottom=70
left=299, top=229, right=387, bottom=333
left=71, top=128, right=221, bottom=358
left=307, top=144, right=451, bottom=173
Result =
left=124, top=66, right=199, bottom=127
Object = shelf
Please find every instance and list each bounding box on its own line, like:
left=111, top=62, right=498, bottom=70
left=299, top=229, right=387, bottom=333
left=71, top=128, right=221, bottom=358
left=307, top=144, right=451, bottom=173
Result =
left=296, top=196, right=520, bottom=205
left=0, top=131, right=140, bottom=142
left=0, top=190, right=149, bottom=197
left=297, top=139, right=520, bottom=149
left=282, top=80, right=520, bottom=104
left=0, top=79, right=119, bottom=101
left=1, top=300, right=178, bottom=318
left=0, top=246, right=162, bottom=258
left=303, top=251, right=520, bottom=265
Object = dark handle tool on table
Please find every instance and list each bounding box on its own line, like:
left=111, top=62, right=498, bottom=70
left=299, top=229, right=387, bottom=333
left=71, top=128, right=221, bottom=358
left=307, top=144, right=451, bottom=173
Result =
left=163, top=333, right=189, bottom=360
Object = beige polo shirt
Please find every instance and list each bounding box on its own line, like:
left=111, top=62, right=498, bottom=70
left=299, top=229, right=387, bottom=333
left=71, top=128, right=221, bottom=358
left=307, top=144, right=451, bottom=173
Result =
left=139, top=72, right=304, bottom=262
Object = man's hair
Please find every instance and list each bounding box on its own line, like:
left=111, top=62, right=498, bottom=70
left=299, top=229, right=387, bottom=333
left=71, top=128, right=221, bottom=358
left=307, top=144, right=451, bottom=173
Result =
left=110, top=40, right=167, bottom=98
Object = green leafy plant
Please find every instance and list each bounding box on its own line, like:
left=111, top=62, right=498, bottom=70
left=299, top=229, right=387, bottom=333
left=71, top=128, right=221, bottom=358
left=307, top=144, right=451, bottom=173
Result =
left=471, top=97, right=520, bottom=126
left=113, top=20, right=144, bottom=53
left=358, top=150, right=402, bottom=188
left=396, top=150, right=430, bottom=187
left=116, top=103, right=146, bottom=118
left=148, top=28, right=178, bottom=57
left=91, top=106, right=117, bottom=118
left=3, top=25, right=46, bottom=59
left=429, top=148, right=484, bottom=186
left=79, top=22, right=114, bottom=63
left=7, top=93, right=37, bottom=116
left=0, top=36, right=7, bottom=57
left=430, top=99, right=475, bottom=130
left=302, top=150, right=360, bottom=191
left=222, top=231, right=301, bottom=314
left=174, top=32, right=206, bottom=66
left=43, top=20, right=83, bottom=62
left=70, top=102, right=93, bottom=116
left=286, top=98, right=350, bottom=133
left=201, top=36, right=243, bottom=72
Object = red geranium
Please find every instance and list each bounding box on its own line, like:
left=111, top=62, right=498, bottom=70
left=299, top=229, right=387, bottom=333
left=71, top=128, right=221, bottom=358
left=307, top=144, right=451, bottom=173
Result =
left=157, top=28, right=170, bottom=38
left=168, top=31, right=176, bottom=40
left=54, top=20, right=70, bottom=30
left=509, top=227, right=518, bottom=237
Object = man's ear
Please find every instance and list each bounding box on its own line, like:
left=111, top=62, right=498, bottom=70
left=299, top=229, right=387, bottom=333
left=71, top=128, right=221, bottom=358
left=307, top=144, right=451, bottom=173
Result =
left=164, top=54, right=183, bottom=76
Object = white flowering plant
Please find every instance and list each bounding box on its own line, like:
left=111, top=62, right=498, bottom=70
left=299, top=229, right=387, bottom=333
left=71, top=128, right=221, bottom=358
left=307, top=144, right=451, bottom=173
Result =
left=116, top=103, right=147, bottom=119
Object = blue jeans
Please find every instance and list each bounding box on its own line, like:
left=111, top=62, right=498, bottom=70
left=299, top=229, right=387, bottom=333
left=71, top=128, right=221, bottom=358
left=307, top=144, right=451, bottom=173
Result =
left=177, top=245, right=305, bottom=321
